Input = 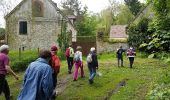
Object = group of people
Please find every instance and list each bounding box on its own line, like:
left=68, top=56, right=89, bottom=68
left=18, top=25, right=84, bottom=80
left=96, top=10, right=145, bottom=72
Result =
left=116, top=46, right=136, bottom=68
left=65, top=45, right=98, bottom=84
left=0, top=44, right=98, bottom=100
left=0, top=44, right=135, bottom=100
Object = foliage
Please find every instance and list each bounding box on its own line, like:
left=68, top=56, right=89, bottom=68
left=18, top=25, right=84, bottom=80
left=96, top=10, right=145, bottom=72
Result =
left=103, top=37, right=127, bottom=43
left=57, top=19, right=70, bottom=52
left=98, top=7, right=113, bottom=36
left=139, top=0, right=170, bottom=52
left=147, top=66, right=170, bottom=99
left=127, top=17, right=150, bottom=48
left=61, top=0, right=98, bottom=37
left=61, top=0, right=85, bottom=16
left=76, top=14, right=98, bottom=36
left=0, top=28, right=5, bottom=34
left=9, top=50, right=38, bottom=72
left=115, top=5, right=134, bottom=25
left=124, top=0, right=142, bottom=16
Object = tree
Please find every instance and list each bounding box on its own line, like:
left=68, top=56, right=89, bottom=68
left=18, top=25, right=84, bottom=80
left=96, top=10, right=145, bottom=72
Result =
left=124, top=0, right=142, bottom=16
left=0, top=28, right=5, bottom=34
left=115, top=5, right=134, bottom=24
left=61, top=0, right=86, bottom=16
left=76, top=14, right=97, bottom=36
left=99, top=7, right=114, bottom=36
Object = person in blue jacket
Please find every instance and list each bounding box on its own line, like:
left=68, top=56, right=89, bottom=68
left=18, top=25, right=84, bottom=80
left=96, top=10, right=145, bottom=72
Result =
left=18, top=50, right=54, bottom=100
left=87, top=47, right=98, bottom=84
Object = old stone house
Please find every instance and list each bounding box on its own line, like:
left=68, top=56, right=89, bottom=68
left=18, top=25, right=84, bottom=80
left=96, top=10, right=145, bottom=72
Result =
left=109, top=25, right=128, bottom=40
left=5, top=0, right=77, bottom=50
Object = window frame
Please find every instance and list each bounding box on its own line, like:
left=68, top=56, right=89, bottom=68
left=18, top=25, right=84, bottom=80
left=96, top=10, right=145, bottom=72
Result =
left=19, top=21, right=28, bottom=35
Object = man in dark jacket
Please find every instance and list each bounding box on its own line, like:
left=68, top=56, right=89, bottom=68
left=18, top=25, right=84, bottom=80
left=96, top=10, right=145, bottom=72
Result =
left=87, top=47, right=98, bottom=84
left=116, top=46, right=125, bottom=67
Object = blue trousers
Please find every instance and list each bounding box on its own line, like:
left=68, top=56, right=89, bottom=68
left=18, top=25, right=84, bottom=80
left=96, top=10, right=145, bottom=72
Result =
left=88, top=66, right=96, bottom=80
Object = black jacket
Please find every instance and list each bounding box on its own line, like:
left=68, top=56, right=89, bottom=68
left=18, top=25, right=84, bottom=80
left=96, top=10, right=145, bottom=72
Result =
left=88, top=51, right=98, bottom=68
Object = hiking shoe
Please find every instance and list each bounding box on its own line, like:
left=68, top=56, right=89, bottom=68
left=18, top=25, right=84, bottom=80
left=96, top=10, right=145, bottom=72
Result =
left=89, top=79, right=93, bottom=84
left=68, top=71, right=72, bottom=74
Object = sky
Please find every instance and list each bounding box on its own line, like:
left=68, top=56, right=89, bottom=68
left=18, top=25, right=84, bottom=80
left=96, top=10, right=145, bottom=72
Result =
left=0, top=0, right=146, bottom=28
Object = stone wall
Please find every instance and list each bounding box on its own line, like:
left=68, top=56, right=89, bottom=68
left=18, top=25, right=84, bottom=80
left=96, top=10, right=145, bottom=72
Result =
left=97, top=40, right=128, bottom=54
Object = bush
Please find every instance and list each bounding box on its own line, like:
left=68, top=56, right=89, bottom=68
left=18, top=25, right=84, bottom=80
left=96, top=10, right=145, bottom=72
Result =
left=146, top=66, right=170, bottom=99
left=9, top=50, right=38, bottom=72
left=9, top=50, right=68, bottom=72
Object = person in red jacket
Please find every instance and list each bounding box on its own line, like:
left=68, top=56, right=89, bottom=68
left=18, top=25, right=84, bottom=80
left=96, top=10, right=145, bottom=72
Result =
left=50, top=45, right=60, bottom=98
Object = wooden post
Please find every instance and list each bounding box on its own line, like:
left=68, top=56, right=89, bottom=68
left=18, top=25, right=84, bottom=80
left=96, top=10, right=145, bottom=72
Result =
left=37, top=48, right=39, bottom=54
left=19, top=48, right=21, bottom=59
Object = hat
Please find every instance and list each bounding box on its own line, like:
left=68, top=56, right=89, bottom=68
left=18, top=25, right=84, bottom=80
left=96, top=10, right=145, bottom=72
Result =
left=51, top=45, right=58, bottom=51
left=0, top=45, right=9, bottom=52
left=76, top=46, right=82, bottom=50
left=90, top=47, right=95, bottom=52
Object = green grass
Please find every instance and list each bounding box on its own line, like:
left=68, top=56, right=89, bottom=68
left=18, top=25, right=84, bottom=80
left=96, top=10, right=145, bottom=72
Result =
left=0, top=52, right=169, bottom=100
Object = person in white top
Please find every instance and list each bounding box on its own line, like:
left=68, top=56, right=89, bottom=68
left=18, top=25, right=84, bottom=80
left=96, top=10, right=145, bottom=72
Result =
left=73, top=46, right=84, bottom=81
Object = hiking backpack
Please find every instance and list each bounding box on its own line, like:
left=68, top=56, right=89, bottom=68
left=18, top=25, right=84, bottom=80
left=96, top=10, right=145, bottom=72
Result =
left=65, top=48, right=70, bottom=57
left=74, top=52, right=80, bottom=62
left=87, top=53, right=92, bottom=63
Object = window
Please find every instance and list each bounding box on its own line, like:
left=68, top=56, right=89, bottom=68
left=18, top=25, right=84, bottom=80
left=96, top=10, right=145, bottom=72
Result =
left=19, top=21, right=27, bottom=35
left=32, top=0, right=44, bottom=17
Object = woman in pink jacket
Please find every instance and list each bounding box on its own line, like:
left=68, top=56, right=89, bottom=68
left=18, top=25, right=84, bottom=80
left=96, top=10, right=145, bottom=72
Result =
left=73, top=46, right=84, bottom=81
left=127, top=47, right=136, bottom=68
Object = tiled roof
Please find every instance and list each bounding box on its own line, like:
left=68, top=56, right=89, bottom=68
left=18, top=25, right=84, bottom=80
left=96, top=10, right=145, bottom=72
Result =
left=109, top=25, right=128, bottom=38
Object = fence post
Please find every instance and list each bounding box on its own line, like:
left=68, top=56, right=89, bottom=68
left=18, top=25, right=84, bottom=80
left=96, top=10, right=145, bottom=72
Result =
left=37, top=48, right=39, bottom=54
left=19, top=48, right=21, bottom=59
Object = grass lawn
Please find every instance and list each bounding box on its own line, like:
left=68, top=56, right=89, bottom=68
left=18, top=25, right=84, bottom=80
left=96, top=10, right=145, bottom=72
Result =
left=0, top=52, right=169, bottom=100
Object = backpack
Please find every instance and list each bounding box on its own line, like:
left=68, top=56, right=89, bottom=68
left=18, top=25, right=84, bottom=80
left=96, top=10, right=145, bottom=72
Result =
left=65, top=48, right=70, bottom=57
left=87, top=53, right=92, bottom=63
left=74, top=52, right=80, bottom=62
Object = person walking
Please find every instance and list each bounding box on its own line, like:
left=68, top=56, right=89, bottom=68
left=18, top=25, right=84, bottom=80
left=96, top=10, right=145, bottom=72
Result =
left=73, top=46, right=84, bottom=81
left=50, top=45, right=60, bottom=98
left=127, top=47, right=136, bottom=68
left=0, top=45, right=19, bottom=100
left=18, top=50, right=54, bottom=100
left=65, top=44, right=74, bottom=74
left=87, top=47, right=98, bottom=84
left=116, top=46, right=125, bottom=67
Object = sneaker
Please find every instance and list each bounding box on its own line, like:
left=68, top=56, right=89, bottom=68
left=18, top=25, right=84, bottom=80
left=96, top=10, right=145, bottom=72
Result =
left=89, top=79, right=93, bottom=84
left=68, top=71, right=72, bottom=74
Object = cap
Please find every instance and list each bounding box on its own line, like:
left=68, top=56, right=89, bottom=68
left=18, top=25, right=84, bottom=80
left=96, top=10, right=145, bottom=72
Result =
left=0, top=45, right=9, bottom=52
left=90, top=47, right=95, bottom=52
left=51, top=45, right=58, bottom=51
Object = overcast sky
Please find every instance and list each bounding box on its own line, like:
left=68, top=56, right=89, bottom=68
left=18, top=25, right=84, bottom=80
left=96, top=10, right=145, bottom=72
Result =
left=0, top=0, right=146, bottom=28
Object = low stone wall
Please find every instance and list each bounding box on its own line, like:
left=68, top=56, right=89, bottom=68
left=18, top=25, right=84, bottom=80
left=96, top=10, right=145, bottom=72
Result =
left=97, top=40, right=128, bottom=54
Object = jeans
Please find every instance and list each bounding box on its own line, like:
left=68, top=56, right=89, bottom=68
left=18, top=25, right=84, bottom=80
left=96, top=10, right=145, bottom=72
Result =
left=117, top=57, right=123, bottom=67
left=67, top=57, right=73, bottom=73
left=0, top=75, right=10, bottom=100
left=88, top=66, right=96, bottom=81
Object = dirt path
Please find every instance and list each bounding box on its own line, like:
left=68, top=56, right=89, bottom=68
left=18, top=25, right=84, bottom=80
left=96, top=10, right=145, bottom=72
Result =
left=103, top=78, right=129, bottom=100
left=55, top=74, right=72, bottom=95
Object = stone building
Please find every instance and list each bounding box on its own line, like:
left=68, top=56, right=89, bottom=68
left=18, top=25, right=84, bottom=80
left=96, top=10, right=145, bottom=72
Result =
left=5, top=0, right=77, bottom=50
left=109, top=25, right=128, bottom=40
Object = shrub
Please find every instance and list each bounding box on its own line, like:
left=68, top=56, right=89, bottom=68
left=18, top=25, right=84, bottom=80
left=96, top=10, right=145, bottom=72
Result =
left=146, top=66, right=170, bottom=99
left=9, top=50, right=38, bottom=72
